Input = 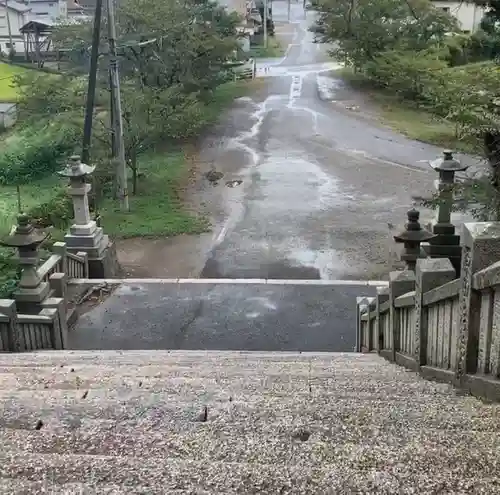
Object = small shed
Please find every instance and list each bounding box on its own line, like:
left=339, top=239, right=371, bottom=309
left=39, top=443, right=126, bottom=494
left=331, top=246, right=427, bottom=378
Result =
left=0, top=102, right=17, bottom=129
left=20, top=19, right=54, bottom=67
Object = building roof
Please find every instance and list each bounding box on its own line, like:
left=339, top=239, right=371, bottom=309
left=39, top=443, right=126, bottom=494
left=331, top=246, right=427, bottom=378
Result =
left=0, top=102, right=16, bottom=112
left=20, top=19, right=54, bottom=33
left=0, top=0, right=31, bottom=13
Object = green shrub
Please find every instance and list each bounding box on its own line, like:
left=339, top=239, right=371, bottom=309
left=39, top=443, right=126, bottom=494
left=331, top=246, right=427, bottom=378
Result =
left=364, top=50, right=446, bottom=101
left=27, top=189, right=73, bottom=230
left=0, top=120, right=80, bottom=185
left=0, top=247, right=18, bottom=298
left=468, top=29, right=500, bottom=62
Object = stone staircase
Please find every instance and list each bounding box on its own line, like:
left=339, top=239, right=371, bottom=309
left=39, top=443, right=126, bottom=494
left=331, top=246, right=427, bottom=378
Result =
left=1, top=350, right=500, bottom=493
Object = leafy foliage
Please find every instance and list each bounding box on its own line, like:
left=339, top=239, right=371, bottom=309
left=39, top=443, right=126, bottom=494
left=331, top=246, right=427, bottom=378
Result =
left=312, top=0, right=457, bottom=68
left=313, top=0, right=500, bottom=220
left=364, top=49, right=446, bottom=100
left=0, top=247, right=18, bottom=298
left=28, top=190, right=74, bottom=229
left=23, top=0, right=242, bottom=192
left=0, top=119, right=80, bottom=185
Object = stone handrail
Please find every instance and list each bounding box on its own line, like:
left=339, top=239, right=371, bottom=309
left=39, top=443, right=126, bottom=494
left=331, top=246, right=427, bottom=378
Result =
left=356, top=221, right=500, bottom=402
left=394, top=290, right=415, bottom=308
left=422, top=279, right=460, bottom=306
left=0, top=299, right=66, bottom=352
left=0, top=239, right=81, bottom=353
left=37, top=242, right=89, bottom=283
left=37, top=254, right=64, bottom=283
left=397, top=296, right=416, bottom=358
left=67, top=251, right=89, bottom=279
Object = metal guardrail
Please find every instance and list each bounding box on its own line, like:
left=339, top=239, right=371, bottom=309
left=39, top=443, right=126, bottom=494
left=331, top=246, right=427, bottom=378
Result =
left=233, top=58, right=256, bottom=80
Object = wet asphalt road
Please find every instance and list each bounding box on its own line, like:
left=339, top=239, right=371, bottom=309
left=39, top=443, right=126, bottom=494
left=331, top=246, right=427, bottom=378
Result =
left=71, top=282, right=379, bottom=352
left=135, top=2, right=478, bottom=282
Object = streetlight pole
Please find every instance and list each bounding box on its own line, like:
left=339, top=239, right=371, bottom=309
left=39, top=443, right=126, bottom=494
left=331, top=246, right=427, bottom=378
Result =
left=82, top=0, right=103, bottom=164
left=106, top=0, right=129, bottom=211
left=263, top=0, right=268, bottom=48
left=5, top=0, right=13, bottom=54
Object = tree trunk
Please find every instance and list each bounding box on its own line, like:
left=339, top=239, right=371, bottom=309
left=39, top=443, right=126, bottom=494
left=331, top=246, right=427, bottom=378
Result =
left=131, top=149, right=138, bottom=195
left=484, top=131, right=500, bottom=220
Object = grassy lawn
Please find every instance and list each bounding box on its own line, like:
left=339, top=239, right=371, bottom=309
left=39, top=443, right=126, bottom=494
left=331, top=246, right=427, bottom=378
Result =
left=98, top=80, right=251, bottom=238
left=0, top=177, right=62, bottom=235
left=335, top=67, right=481, bottom=154
left=249, top=37, right=285, bottom=58
left=0, top=79, right=250, bottom=240
left=99, top=151, right=209, bottom=238
left=0, top=62, right=30, bottom=102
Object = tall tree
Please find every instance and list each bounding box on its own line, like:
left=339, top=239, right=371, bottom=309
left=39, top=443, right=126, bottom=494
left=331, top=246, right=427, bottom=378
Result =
left=312, top=0, right=457, bottom=68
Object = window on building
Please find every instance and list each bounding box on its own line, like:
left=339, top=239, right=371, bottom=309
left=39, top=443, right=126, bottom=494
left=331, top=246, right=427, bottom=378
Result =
left=5, top=43, right=12, bottom=49
left=37, top=11, right=49, bottom=15
left=441, top=6, right=450, bottom=12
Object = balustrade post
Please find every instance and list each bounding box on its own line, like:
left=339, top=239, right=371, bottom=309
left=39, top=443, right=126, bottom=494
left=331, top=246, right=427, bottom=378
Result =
left=366, top=297, right=376, bottom=351
left=389, top=270, right=415, bottom=362
left=457, top=223, right=500, bottom=378
left=52, top=241, right=67, bottom=273
left=375, top=286, right=389, bottom=352
left=0, top=299, right=20, bottom=351
left=414, top=258, right=455, bottom=367
left=356, top=297, right=368, bottom=352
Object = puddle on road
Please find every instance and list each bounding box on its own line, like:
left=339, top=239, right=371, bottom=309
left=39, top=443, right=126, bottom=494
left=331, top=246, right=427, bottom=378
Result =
left=255, top=148, right=350, bottom=211
left=200, top=256, right=321, bottom=279
left=316, top=75, right=345, bottom=101
left=287, top=247, right=345, bottom=280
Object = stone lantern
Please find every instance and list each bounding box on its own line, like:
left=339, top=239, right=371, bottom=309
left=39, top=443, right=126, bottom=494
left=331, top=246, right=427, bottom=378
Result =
left=58, top=155, right=96, bottom=230
left=394, top=209, right=435, bottom=272
left=0, top=213, right=50, bottom=308
left=428, top=150, right=468, bottom=274
left=58, top=155, right=119, bottom=278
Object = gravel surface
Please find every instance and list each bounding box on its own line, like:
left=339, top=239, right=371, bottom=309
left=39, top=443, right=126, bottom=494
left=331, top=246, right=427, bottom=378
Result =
left=0, top=351, right=499, bottom=493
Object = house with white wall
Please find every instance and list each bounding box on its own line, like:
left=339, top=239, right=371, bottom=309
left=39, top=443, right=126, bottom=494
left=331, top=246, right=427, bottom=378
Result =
left=66, top=0, right=88, bottom=20
left=0, top=1, right=30, bottom=54
left=23, top=0, right=67, bottom=22
left=432, top=1, right=487, bottom=33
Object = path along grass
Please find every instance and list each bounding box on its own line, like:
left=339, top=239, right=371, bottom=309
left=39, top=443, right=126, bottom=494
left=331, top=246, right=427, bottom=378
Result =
left=335, top=67, right=481, bottom=155
left=0, top=80, right=251, bottom=238
left=249, top=38, right=285, bottom=58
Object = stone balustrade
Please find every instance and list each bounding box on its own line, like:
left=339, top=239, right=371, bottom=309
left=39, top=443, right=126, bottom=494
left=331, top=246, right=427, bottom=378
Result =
left=0, top=221, right=89, bottom=353
left=356, top=221, right=500, bottom=402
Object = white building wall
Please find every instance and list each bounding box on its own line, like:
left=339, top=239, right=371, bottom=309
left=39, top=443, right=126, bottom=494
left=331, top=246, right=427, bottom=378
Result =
left=0, top=9, right=29, bottom=53
left=432, top=1, right=486, bottom=32
left=25, top=1, right=62, bottom=22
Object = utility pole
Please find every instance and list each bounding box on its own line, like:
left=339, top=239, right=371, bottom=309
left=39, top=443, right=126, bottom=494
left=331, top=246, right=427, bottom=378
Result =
left=263, top=0, right=268, bottom=48
left=106, top=0, right=129, bottom=211
left=82, top=0, right=103, bottom=164
left=109, top=69, right=116, bottom=156
left=288, top=0, right=291, bottom=21
left=5, top=0, right=13, bottom=53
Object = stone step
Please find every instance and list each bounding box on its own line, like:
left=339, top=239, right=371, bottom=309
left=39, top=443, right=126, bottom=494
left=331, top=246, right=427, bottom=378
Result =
left=0, top=443, right=498, bottom=493
left=0, top=351, right=499, bottom=492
